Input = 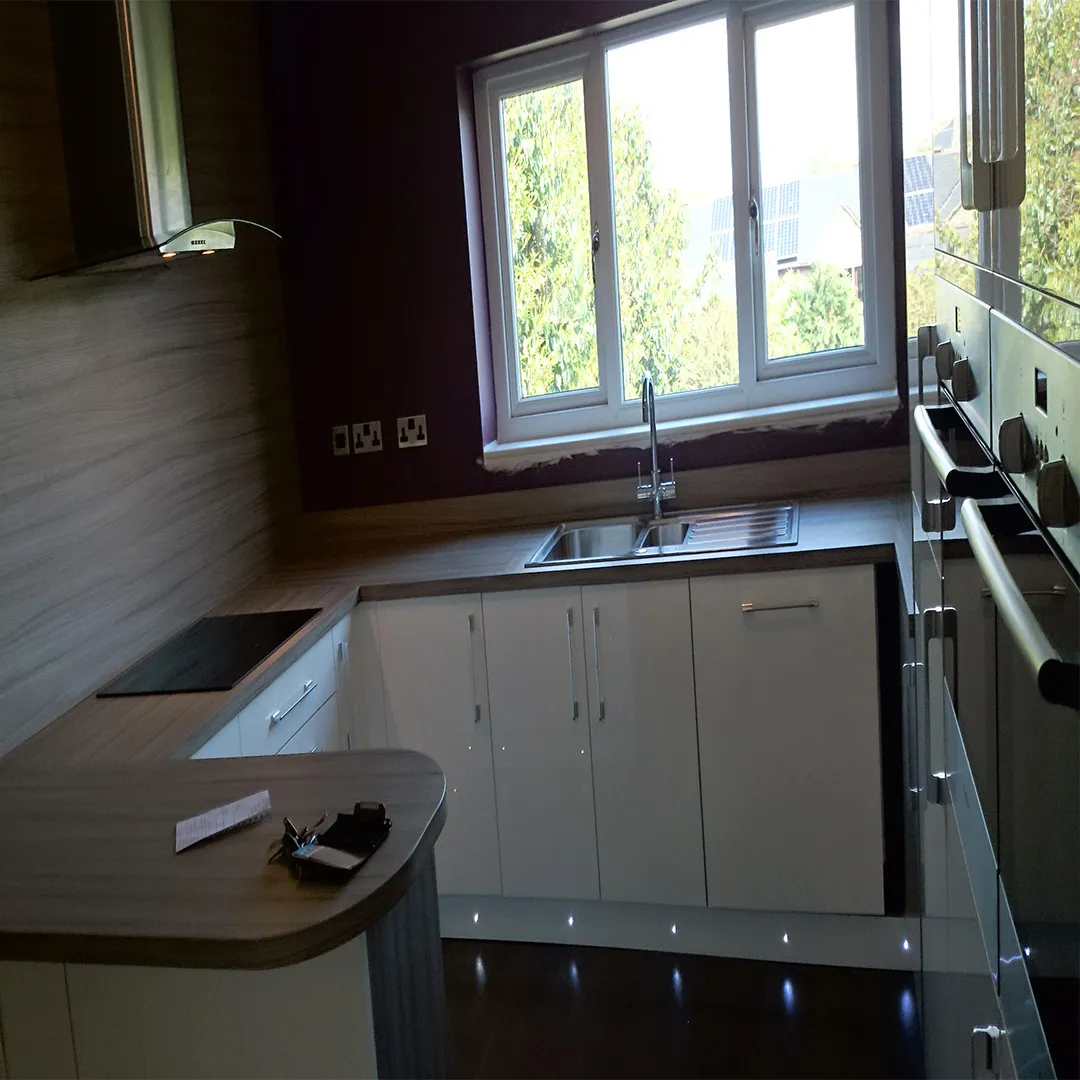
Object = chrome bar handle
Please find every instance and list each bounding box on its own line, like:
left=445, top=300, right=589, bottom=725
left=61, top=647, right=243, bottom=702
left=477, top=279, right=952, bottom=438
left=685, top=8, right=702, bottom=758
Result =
left=959, top=0, right=993, bottom=210
left=741, top=598, right=819, bottom=614
left=566, top=608, right=579, bottom=721
left=913, top=405, right=1005, bottom=497
left=309, top=745, right=319, bottom=754
left=961, top=500, right=1080, bottom=708
left=269, top=679, right=315, bottom=726
left=592, top=607, right=605, bottom=721
left=467, top=614, right=481, bottom=723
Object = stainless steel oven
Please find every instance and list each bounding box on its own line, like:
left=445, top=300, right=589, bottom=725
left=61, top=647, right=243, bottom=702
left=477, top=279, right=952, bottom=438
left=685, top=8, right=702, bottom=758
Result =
left=913, top=312, right=1080, bottom=1078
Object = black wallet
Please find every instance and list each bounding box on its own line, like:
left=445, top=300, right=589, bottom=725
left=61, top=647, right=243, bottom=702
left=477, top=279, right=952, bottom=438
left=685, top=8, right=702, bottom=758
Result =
left=281, top=802, right=392, bottom=882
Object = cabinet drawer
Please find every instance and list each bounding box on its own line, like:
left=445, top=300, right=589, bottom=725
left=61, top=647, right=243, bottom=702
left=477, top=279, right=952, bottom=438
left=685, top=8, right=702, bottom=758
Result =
left=238, top=632, right=335, bottom=756
left=279, top=695, right=341, bottom=755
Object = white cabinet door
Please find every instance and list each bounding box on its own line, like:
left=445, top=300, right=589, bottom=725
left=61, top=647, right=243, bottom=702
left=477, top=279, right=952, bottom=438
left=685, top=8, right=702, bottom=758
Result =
left=190, top=717, right=242, bottom=759
left=692, top=565, right=884, bottom=915
left=582, top=580, right=706, bottom=907
left=0, top=963, right=77, bottom=1078
left=278, top=694, right=342, bottom=755
left=483, top=588, right=599, bottom=901
left=330, top=614, right=354, bottom=749
left=347, top=604, right=387, bottom=749
left=378, top=595, right=501, bottom=896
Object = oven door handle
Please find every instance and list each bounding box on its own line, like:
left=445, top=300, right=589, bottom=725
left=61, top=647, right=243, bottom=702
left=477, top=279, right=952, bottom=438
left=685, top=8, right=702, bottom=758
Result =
left=914, top=405, right=1006, bottom=498
left=961, top=499, right=1080, bottom=709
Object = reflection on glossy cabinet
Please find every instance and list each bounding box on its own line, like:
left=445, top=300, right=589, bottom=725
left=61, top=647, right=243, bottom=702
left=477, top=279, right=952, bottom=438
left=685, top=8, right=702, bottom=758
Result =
left=483, top=588, right=599, bottom=901
left=377, top=595, right=501, bottom=896
left=692, top=565, right=884, bottom=915
left=582, top=580, right=705, bottom=907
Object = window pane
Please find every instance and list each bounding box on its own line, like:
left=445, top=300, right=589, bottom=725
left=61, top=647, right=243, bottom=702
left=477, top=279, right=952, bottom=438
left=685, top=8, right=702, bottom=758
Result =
left=608, top=18, right=739, bottom=401
left=756, top=6, right=865, bottom=360
left=501, top=80, right=599, bottom=399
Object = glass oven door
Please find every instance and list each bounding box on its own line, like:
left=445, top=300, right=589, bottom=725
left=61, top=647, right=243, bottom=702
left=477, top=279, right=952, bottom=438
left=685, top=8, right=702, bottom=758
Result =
left=960, top=495, right=1080, bottom=1079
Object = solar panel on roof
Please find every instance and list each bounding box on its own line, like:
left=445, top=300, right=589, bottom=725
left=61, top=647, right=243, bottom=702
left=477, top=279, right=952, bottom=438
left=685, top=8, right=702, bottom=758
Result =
left=904, top=190, right=934, bottom=227
left=903, top=154, right=933, bottom=194
left=710, top=181, right=801, bottom=263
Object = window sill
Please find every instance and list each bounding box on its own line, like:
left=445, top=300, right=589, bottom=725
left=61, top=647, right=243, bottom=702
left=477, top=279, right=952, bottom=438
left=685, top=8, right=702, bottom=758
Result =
left=482, top=388, right=901, bottom=472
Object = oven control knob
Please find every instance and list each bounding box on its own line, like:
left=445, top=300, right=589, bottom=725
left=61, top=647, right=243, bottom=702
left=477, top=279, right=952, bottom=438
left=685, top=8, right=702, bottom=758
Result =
left=950, top=358, right=977, bottom=402
left=934, top=341, right=956, bottom=382
left=1037, top=459, right=1080, bottom=528
left=998, top=415, right=1035, bottom=474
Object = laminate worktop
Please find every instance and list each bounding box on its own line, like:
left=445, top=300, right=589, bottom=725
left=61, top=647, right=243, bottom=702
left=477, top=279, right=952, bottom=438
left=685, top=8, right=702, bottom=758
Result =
left=0, top=749, right=445, bottom=969
left=2, top=492, right=908, bottom=772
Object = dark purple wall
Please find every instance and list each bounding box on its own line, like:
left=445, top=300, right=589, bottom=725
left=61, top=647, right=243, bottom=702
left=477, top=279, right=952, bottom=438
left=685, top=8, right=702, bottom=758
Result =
left=263, top=1, right=906, bottom=512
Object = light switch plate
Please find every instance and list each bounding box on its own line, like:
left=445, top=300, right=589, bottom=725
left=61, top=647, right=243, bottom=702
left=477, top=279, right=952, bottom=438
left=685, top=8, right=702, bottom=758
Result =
left=397, top=414, right=428, bottom=449
left=352, top=421, right=383, bottom=454
left=331, top=424, right=350, bottom=456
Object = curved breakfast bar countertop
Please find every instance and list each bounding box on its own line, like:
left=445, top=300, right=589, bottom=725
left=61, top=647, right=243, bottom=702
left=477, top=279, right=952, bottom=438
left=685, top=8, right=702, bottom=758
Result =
left=0, top=749, right=445, bottom=969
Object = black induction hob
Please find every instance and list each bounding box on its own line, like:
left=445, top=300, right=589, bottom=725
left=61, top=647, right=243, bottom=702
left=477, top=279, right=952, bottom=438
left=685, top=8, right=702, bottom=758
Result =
left=97, top=609, right=322, bottom=697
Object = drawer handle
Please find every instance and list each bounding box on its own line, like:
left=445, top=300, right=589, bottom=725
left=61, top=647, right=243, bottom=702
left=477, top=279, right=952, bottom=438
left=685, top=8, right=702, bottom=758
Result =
left=268, top=679, right=316, bottom=726
left=309, top=745, right=319, bottom=754
left=741, top=599, right=819, bottom=614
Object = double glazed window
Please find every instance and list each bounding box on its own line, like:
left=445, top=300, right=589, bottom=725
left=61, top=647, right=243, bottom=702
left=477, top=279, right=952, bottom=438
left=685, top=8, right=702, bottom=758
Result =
left=475, top=1, right=895, bottom=448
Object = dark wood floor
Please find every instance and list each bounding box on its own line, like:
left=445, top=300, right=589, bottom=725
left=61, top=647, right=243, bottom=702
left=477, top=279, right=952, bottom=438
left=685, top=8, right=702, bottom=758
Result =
left=444, top=939, right=924, bottom=1079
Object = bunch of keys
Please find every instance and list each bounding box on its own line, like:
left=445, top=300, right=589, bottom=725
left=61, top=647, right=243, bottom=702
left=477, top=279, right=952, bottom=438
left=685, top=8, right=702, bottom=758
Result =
left=267, top=813, right=326, bottom=865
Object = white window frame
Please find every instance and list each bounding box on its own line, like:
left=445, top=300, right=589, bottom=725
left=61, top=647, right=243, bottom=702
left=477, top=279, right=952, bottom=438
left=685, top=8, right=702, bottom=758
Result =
left=474, top=0, right=896, bottom=450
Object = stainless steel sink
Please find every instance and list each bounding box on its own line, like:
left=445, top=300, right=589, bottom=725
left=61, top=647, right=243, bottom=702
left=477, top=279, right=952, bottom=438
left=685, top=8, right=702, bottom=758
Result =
left=537, top=521, right=644, bottom=564
left=526, top=502, right=799, bottom=567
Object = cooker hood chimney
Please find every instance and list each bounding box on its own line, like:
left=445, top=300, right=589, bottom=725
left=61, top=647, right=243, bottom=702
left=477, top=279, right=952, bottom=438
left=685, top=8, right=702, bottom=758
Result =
left=43, top=0, right=280, bottom=274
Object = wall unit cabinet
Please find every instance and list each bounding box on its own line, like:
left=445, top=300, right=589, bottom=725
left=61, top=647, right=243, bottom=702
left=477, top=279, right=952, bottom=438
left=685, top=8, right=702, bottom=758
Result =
left=482, top=588, right=599, bottom=901
left=376, top=595, right=501, bottom=896
left=581, top=580, right=705, bottom=907
left=691, top=565, right=884, bottom=915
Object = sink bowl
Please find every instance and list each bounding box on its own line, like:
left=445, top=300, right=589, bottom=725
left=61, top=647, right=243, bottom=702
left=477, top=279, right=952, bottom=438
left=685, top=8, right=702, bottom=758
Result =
left=527, top=502, right=799, bottom=567
left=637, top=521, right=690, bottom=550
left=530, top=520, right=645, bottom=566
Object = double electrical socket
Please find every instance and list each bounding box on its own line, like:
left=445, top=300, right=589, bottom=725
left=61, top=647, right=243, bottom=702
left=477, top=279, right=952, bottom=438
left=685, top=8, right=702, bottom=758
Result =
left=397, top=414, right=428, bottom=449
left=352, top=421, right=382, bottom=454
left=331, top=421, right=383, bottom=456
left=330, top=415, right=428, bottom=455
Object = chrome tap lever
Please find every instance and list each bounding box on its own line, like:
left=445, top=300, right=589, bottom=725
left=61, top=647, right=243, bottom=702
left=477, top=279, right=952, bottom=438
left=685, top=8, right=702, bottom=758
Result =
left=659, top=456, right=677, bottom=502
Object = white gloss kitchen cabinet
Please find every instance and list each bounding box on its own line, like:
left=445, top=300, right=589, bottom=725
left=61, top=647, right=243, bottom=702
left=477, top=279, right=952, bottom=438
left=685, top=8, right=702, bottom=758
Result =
left=482, top=588, right=600, bottom=900
left=691, top=565, right=884, bottom=915
left=190, top=615, right=349, bottom=760
left=581, top=579, right=705, bottom=907
left=373, top=595, right=502, bottom=896
left=348, top=563, right=887, bottom=918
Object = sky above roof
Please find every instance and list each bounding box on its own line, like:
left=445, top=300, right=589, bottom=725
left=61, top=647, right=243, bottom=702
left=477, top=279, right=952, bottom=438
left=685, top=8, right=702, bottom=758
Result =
left=607, top=5, right=860, bottom=201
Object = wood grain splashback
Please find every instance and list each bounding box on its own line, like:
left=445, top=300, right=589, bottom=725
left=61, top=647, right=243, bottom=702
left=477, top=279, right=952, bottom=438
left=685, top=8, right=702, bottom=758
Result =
left=0, top=2, right=300, bottom=757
